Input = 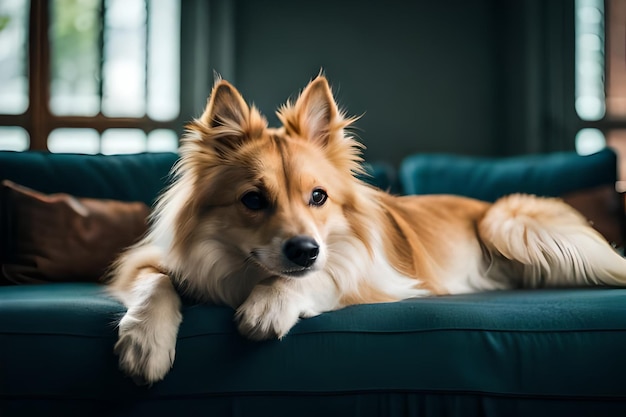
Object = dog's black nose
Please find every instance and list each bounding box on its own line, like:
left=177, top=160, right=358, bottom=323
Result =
left=283, top=236, right=319, bottom=268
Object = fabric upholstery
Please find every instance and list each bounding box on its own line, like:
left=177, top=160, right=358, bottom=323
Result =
left=399, top=148, right=617, bottom=201
left=0, top=151, right=178, bottom=206
left=1, top=283, right=626, bottom=416
left=359, top=162, right=402, bottom=194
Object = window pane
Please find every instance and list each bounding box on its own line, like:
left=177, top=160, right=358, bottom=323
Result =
left=102, top=0, right=146, bottom=117
left=49, top=0, right=101, bottom=116
left=0, top=126, right=29, bottom=151
left=102, top=128, right=146, bottom=154
left=575, top=128, right=606, bottom=155
left=575, top=0, right=605, bottom=121
left=147, top=129, right=178, bottom=152
left=147, top=0, right=180, bottom=121
left=0, top=0, right=29, bottom=114
left=48, top=128, right=100, bottom=153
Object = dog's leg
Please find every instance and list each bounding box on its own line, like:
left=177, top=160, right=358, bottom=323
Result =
left=479, top=194, right=626, bottom=288
left=108, top=246, right=182, bottom=385
left=235, top=275, right=338, bottom=340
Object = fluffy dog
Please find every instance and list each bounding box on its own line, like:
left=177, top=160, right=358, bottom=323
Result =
left=109, top=76, right=626, bottom=384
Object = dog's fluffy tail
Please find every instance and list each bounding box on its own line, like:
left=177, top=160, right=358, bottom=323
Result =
left=478, top=193, right=626, bottom=288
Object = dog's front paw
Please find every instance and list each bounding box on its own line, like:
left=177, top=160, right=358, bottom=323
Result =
left=114, top=309, right=180, bottom=385
left=235, top=284, right=302, bottom=341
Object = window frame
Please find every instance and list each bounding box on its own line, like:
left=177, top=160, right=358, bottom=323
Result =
left=0, top=1, right=184, bottom=152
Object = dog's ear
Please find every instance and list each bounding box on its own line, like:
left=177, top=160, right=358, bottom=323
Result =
left=294, top=77, right=338, bottom=142
left=202, top=79, right=249, bottom=129
left=278, top=76, right=364, bottom=175
left=193, top=79, right=266, bottom=153
left=280, top=76, right=343, bottom=145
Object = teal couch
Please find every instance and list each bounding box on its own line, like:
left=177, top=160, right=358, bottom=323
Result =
left=1, top=149, right=626, bottom=417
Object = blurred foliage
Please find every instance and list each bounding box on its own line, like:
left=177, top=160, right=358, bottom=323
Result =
left=0, top=15, right=10, bottom=32
left=51, top=0, right=101, bottom=89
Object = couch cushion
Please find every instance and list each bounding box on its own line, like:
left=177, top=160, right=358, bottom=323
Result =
left=0, top=151, right=178, bottom=206
left=399, top=148, right=617, bottom=201
left=2, top=283, right=626, bottom=416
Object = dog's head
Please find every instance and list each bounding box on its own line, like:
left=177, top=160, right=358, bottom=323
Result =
left=176, top=76, right=366, bottom=279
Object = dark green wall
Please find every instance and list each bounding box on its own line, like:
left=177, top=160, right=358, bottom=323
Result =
left=232, top=0, right=499, bottom=165
left=181, top=0, right=578, bottom=166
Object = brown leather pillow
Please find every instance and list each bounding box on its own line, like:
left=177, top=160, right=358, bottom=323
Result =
left=561, top=184, right=625, bottom=249
left=0, top=180, right=150, bottom=284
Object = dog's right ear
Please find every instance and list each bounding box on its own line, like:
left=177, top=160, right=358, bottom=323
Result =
left=202, top=80, right=249, bottom=129
left=192, top=79, right=266, bottom=153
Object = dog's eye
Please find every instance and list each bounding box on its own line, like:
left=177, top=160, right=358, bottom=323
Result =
left=241, top=191, right=269, bottom=211
left=310, top=189, right=328, bottom=207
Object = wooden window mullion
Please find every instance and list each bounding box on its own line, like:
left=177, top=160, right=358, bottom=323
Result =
left=28, top=0, right=51, bottom=151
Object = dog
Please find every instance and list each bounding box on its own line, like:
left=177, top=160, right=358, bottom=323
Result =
left=108, top=75, right=626, bottom=384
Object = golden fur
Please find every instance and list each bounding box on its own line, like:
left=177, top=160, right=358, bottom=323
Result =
left=109, top=76, right=626, bottom=384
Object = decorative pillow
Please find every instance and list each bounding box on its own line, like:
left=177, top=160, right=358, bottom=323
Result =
left=0, top=180, right=150, bottom=285
left=561, top=185, right=625, bottom=249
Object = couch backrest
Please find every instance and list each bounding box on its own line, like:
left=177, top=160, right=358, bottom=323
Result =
left=0, top=151, right=179, bottom=206
left=1, top=148, right=618, bottom=206
left=358, top=162, right=402, bottom=194
left=399, top=148, right=618, bottom=201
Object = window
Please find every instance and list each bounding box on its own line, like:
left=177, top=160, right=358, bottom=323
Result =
left=0, top=0, right=181, bottom=154
left=575, top=0, right=626, bottom=185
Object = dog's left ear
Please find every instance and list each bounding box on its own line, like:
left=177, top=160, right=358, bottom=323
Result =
left=280, top=77, right=344, bottom=145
